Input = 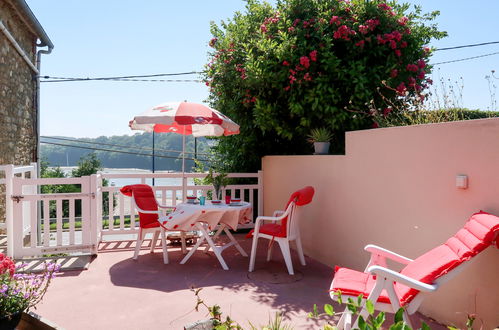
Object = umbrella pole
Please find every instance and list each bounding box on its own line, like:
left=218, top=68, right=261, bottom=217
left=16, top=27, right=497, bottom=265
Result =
left=182, top=128, right=186, bottom=201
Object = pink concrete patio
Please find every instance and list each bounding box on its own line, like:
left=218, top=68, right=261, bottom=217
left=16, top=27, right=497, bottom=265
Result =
left=35, top=234, right=447, bottom=329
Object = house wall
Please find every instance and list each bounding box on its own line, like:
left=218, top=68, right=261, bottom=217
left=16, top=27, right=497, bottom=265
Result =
left=262, top=117, right=499, bottom=329
left=0, top=0, right=39, bottom=228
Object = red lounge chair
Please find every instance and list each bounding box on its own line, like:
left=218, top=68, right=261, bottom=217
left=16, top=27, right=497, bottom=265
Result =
left=329, top=211, right=499, bottom=329
left=120, top=184, right=186, bottom=264
left=248, top=186, right=315, bottom=275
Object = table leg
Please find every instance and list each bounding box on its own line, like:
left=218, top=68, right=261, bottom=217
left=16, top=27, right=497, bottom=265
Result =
left=223, top=226, right=248, bottom=257
left=180, top=223, right=229, bottom=270
left=204, top=225, right=224, bottom=253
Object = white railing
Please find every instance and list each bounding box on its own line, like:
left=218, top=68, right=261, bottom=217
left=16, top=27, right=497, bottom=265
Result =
left=1, top=166, right=263, bottom=258
left=98, top=171, right=263, bottom=236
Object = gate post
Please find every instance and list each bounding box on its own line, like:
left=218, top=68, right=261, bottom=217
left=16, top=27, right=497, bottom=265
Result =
left=89, top=174, right=101, bottom=254
left=4, top=165, right=14, bottom=257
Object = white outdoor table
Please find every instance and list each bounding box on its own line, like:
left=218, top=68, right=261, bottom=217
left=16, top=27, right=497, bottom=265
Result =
left=158, top=201, right=252, bottom=270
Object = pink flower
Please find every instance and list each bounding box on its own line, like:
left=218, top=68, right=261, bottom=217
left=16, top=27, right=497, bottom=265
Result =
left=330, top=16, right=341, bottom=25
left=389, top=40, right=397, bottom=49
left=334, top=25, right=352, bottom=40
left=358, top=25, right=369, bottom=34
left=365, top=19, right=380, bottom=31
left=209, top=38, right=218, bottom=47
left=406, top=64, right=418, bottom=72
left=423, top=47, right=431, bottom=54
left=355, top=40, right=365, bottom=48
left=408, top=76, right=416, bottom=88
left=417, top=59, right=426, bottom=69
left=383, top=107, right=392, bottom=116
left=300, top=56, right=310, bottom=68
left=378, top=3, right=392, bottom=11
left=400, top=41, right=408, bottom=48
left=303, top=73, right=312, bottom=81
left=396, top=82, right=407, bottom=95
left=390, top=69, right=398, bottom=78
left=395, top=49, right=402, bottom=57
left=398, top=17, right=408, bottom=26
left=260, top=24, right=268, bottom=33
left=288, top=26, right=295, bottom=33
left=417, top=71, right=426, bottom=79
left=289, top=75, right=297, bottom=84
left=293, top=18, right=301, bottom=27
left=376, top=34, right=386, bottom=44
left=284, top=86, right=291, bottom=91
left=282, top=60, right=290, bottom=66
left=309, top=50, right=318, bottom=61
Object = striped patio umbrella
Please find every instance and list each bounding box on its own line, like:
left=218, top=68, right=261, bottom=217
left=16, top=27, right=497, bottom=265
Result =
left=129, top=101, right=239, bottom=180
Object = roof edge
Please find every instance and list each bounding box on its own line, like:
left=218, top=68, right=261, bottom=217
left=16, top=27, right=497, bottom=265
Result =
left=12, top=0, right=53, bottom=49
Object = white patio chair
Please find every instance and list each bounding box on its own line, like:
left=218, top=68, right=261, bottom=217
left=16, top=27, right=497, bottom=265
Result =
left=329, top=211, right=499, bottom=329
left=120, top=184, right=187, bottom=264
left=248, top=186, right=315, bottom=275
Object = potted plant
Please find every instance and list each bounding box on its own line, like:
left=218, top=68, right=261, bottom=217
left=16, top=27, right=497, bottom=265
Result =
left=307, top=128, right=333, bottom=155
left=205, top=169, right=230, bottom=200
left=0, top=253, right=59, bottom=329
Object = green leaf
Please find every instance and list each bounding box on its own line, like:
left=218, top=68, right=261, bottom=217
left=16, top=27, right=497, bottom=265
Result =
left=394, top=308, right=405, bottom=323
left=421, top=322, right=431, bottom=330
left=324, top=304, right=334, bottom=316
left=358, top=316, right=367, bottom=330
left=366, top=300, right=375, bottom=315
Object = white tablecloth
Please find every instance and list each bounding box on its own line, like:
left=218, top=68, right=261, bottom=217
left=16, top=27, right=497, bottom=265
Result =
left=159, top=201, right=252, bottom=231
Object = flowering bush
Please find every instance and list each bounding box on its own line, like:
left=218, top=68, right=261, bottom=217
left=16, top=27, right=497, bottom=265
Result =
left=204, top=0, right=446, bottom=172
left=0, top=253, right=60, bottom=320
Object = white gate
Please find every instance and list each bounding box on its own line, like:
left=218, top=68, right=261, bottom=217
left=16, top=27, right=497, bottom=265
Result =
left=6, top=173, right=100, bottom=258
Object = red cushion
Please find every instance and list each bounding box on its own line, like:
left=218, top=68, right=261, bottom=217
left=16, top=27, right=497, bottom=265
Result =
left=397, top=211, right=499, bottom=305
left=120, top=184, right=159, bottom=228
left=330, top=266, right=391, bottom=304
left=332, top=211, right=499, bottom=307
left=279, top=186, right=315, bottom=237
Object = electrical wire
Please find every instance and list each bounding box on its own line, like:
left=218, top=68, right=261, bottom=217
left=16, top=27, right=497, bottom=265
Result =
left=41, top=141, right=208, bottom=162
left=434, top=41, right=499, bottom=52
left=41, top=136, right=209, bottom=156
left=432, top=51, right=499, bottom=66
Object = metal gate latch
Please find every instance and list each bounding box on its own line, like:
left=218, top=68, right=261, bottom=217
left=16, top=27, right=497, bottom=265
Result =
left=11, top=195, right=24, bottom=203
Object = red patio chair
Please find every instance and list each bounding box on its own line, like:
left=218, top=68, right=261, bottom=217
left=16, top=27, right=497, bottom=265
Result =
left=248, top=186, right=315, bottom=275
left=120, top=184, right=186, bottom=264
left=329, top=211, right=499, bottom=329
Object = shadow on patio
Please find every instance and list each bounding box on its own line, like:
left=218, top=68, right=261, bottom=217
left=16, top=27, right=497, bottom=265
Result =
left=35, top=234, right=447, bottom=329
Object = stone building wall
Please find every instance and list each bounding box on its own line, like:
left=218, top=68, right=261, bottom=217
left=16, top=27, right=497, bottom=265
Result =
left=0, top=0, right=39, bottom=228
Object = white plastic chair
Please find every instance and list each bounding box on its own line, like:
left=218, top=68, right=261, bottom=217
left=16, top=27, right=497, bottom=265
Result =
left=120, top=184, right=187, bottom=264
left=248, top=186, right=314, bottom=275
left=329, top=211, right=499, bottom=329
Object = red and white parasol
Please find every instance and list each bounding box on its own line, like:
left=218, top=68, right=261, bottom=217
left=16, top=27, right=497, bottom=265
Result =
left=129, top=101, right=239, bottom=192
left=129, top=101, right=239, bottom=137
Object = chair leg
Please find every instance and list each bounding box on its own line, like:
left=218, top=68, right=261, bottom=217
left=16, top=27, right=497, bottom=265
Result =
left=180, top=231, right=187, bottom=254
left=336, top=306, right=352, bottom=330
left=266, top=239, right=274, bottom=261
left=133, top=229, right=144, bottom=260
left=277, top=239, right=294, bottom=275
left=160, top=227, right=169, bottom=264
left=248, top=234, right=259, bottom=272
left=402, top=310, right=414, bottom=329
left=150, top=230, right=160, bottom=253
left=295, top=235, right=306, bottom=266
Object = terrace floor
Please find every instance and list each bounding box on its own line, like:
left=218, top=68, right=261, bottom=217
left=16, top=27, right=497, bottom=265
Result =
left=35, top=233, right=447, bottom=329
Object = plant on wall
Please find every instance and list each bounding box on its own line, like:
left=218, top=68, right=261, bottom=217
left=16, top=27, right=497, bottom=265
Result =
left=204, top=0, right=446, bottom=172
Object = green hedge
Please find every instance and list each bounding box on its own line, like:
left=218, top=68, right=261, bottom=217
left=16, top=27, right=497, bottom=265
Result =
left=378, top=108, right=499, bottom=127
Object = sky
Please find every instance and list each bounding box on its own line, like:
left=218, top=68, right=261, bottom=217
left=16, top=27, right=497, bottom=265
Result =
left=25, top=0, right=499, bottom=138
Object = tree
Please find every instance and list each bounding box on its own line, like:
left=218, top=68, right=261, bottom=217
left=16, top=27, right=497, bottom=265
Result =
left=204, top=0, right=446, bottom=172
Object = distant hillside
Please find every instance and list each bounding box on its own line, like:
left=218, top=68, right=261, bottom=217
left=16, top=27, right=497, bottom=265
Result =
left=40, top=133, right=211, bottom=171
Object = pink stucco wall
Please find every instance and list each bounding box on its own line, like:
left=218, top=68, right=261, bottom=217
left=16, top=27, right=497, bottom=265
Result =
left=262, top=117, right=499, bottom=329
